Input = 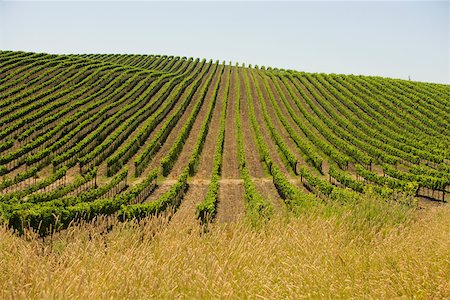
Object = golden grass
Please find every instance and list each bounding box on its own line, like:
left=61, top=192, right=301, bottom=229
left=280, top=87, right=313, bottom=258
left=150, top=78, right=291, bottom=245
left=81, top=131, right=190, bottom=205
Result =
left=0, top=199, right=449, bottom=299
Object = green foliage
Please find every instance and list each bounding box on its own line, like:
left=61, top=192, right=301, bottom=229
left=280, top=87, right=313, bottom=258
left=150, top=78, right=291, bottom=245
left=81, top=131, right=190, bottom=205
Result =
left=329, top=166, right=364, bottom=193
left=0, top=51, right=448, bottom=236
left=196, top=63, right=230, bottom=223
left=2, top=168, right=160, bottom=236
left=161, top=61, right=220, bottom=176
left=118, top=168, right=189, bottom=221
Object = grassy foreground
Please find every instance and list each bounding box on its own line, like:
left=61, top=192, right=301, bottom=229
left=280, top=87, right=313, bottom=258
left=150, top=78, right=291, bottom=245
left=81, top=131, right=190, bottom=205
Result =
left=0, top=198, right=448, bottom=299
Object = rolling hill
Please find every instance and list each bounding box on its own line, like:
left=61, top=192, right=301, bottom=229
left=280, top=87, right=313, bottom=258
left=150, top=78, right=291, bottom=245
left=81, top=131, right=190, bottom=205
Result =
left=0, top=50, right=449, bottom=235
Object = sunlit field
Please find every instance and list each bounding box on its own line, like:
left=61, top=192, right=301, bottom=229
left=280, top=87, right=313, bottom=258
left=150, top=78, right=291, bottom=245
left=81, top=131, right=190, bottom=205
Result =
left=1, top=197, right=448, bottom=299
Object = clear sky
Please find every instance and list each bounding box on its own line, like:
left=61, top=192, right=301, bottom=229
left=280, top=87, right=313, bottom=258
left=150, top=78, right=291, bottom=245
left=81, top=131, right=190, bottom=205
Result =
left=0, top=1, right=449, bottom=84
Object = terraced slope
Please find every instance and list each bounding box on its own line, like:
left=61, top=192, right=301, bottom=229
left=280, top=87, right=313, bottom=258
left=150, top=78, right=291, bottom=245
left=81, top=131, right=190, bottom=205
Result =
left=0, top=50, right=448, bottom=235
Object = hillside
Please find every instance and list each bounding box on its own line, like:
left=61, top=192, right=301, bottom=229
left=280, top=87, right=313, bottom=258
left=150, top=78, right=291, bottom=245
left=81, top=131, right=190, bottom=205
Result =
left=0, top=50, right=449, bottom=234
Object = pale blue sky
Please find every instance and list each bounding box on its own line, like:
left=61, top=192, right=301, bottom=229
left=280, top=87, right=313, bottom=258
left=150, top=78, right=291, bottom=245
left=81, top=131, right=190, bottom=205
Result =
left=0, top=1, right=449, bottom=83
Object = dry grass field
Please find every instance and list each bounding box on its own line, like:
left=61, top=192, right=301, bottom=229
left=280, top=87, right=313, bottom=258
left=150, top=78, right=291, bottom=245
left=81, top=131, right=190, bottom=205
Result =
left=1, top=197, right=448, bottom=299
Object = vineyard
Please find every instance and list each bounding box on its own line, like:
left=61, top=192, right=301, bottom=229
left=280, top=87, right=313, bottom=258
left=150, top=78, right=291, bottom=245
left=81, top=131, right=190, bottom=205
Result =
left=0, top=50, right=449, bottom=235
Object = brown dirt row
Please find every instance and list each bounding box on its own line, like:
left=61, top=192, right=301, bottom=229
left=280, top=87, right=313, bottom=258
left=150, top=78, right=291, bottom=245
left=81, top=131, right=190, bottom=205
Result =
left=275, top=76, right=327, bottom=146
left=93, top=76, right=175, bottom=177
left=127, top=63, right=215, bottom=180
left=62, top=75, right=160, bottom=177
left=112, top=55, right=140, bottom=68
left=287, top=76, right=318, bottom=116
left=307, top=74, right=422, bottom=177
left=176, top=178, right=287, bottom=224
left=33, top=165, right=79, bottom=195
left=149, top=58, right=170, bottom=72
left=1, top=65, right=85, bottom=106
left=253, top=74, right=312, bottom=195
left=0, top=57, right=65, bottom=85
left=1, top=63, right=62, bottom=94
left=2, top=63, right=199, bottom=196
left=159, top=58, right=178, bottom=73
left=144, top=178, right=245, bottom=224
left=167, top=60, right=188, bottom=74
left=192, top=65, right=229, bottom=179
left=298, top=76, right=368, bottom=162
left=246, top=68, right=291, bottom=176
left=293, top=76, right=368, bottom=178
left=144, top=179, right=178, bottom=203
left=238, top=68, right=265, bottom=178
left=236, top=68, right=284, bottom=212
left=134, top=170, right=282, bottom=224
left=217, top=181, right=245, bottom=223
left=19, top=70, right=134, bottom=148
left=3, top=72, right=142, bottom=180
left=256, top=71, right=316, bottom=175
left=305, top=76, right=357, bottom=127
left=271, top=75, right=333, bottom=178
left=169, top=182, right=208, bottom=227
left=221, top=67, right=240, bottom=179
left=252, top=178, right=284, bottom=211
left=142, top=56, right=167, bottom=70
left=0, top=59, right=30, bottom=80
left=2, top=75, right=79, bottom=131
left=215, top=67, right=246, bottom=223
left=31, top=161, right=123, bottom=196
left=3, top=68, right=130, bottom=145
left=290, top=76, right=357, bottom=169
left=158, top=178, right=285, bottom=228
left=166, top=64, right=223, bottom=180
left=142, top=56, right=164, bottom=70
left=96, top=63, right=205, bottom=179
left=274, top=77, right=321, bottom=140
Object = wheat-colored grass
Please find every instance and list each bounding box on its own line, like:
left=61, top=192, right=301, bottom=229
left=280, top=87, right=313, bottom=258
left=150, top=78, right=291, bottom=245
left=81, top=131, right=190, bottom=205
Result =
left=0, top=198, right=449, bottom=299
